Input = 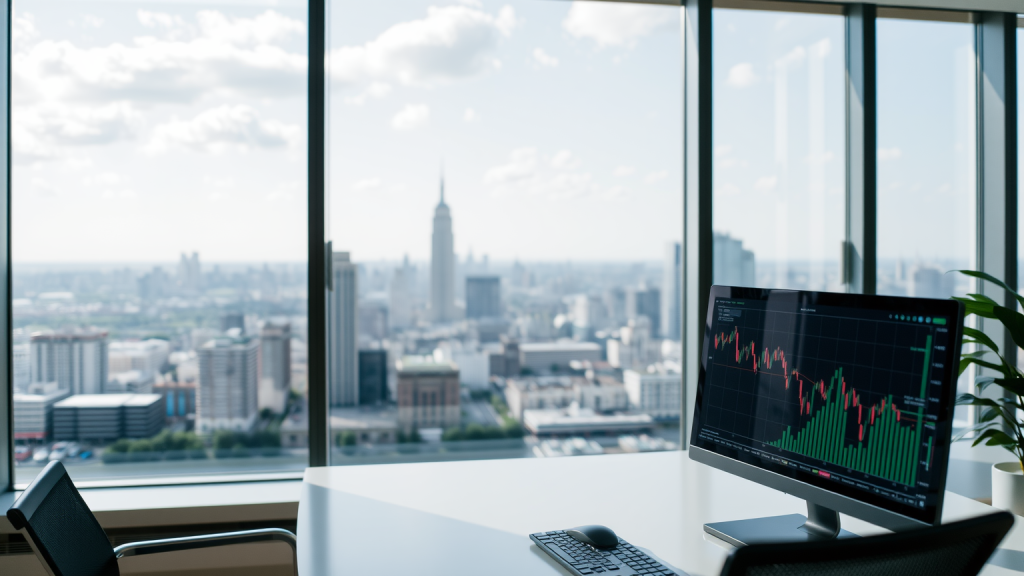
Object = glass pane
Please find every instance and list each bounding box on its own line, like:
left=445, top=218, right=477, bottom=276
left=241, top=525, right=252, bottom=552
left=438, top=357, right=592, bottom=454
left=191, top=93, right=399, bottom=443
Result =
left=12, top=1, right=308, bottom=485
left=876, top=18, right=976, bottom=299
left=876, top=17, right=975, bottom=429
left=328, top=0, right=682, bottom=463
left=712, top=9, right=846, bottom=291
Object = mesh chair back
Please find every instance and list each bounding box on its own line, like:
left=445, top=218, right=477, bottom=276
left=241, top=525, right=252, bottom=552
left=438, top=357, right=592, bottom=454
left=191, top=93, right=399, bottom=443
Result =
left=720, top=511, right=1014, bottom=576
left=6, top=460, right=119, bottom=576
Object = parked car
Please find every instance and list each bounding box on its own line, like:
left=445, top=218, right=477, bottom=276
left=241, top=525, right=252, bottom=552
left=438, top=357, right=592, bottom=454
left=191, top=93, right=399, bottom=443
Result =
left=48, top=441, right=69, bottom=461
left=33, top=446, right=50, bottom=463
left=66, top=442, right=81, bottom=458
left=14, top=445, right=31, bottom=463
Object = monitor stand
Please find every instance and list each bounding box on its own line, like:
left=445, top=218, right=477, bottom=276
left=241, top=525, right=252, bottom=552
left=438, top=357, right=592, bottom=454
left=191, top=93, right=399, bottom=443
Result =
left=704, top=501, right=858, bottom=547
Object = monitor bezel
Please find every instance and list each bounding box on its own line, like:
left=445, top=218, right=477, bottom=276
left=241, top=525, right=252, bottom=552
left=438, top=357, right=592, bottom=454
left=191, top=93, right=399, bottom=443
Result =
left=689, top=285, right=964, bottom=530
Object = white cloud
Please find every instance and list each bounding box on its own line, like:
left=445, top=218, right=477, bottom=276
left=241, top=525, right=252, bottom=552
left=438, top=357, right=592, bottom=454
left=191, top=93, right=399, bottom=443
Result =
left=563, top=2, right=676, bottom=48
left=714, top=145, right=732, bottom=158
left=878, top=147, right=902, bottom=161
left=613, top=165, right=634, bottom=177
left=726, top=63, right=757, bottom=88
left=13, top=102, right=140, bottom=163
left=343, top=82, right=392, bottom=105
left=754, top=176, right=778, bottom=191
left=391, top=104, right=430, bottom=131
left=464, top=108, right=479, bottom=123
left=645, top=170, right=668, bottom=184
left=79, top=15, right=104, bottom=29
left=331, top=5, right=516, bottom=89
left=137, top=10, right=184, bottom=30
left=484, top=147, right=538, bottom=185
left=353, top=178, right=382, bottom=192
left=532, top=48, right=558, bottom=68
left=484, top=147, right=602, bottom=200
left=14, top=10, right=307, bottom=106
left=550, top=149, right=575, bottom=169
left=148, top=105, right=300, bottom=154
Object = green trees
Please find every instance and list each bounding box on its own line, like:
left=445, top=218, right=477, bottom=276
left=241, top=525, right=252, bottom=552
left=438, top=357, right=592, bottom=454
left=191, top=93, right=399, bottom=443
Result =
left=102, top=431, right=207, bottom=463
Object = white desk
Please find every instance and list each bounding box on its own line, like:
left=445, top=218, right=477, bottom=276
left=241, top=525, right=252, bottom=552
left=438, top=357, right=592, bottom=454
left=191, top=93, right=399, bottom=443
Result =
left=297, top=451, right=1024, bottom=575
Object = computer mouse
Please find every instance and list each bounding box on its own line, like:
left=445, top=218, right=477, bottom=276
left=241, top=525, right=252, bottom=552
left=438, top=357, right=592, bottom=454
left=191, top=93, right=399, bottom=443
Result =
left=566, top=525, right=619, bottom=549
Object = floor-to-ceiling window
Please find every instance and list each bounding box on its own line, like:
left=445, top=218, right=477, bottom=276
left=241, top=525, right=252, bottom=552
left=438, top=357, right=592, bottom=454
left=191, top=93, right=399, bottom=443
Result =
left=712, top=5, right=846, bottom=291
left=875, top=11, right=976, bottom=299
left=11, top=1, right=309, bottom=485
left=325, top=0, right=684, bottom=463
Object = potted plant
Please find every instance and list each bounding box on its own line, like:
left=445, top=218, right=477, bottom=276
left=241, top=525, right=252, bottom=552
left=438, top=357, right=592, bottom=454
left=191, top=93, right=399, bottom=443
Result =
left=953, top=270, right=1024, bottom=514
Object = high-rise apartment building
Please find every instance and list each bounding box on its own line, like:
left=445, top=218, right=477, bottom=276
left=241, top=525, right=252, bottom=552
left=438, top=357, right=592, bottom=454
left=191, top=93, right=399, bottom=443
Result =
left=197, top=337, right=259, bottom=433
left=627, top=286, right=661, bottom=339
left=713, top=232, right=756, bottom=287
left=466, top=276, right=501, bottom=319
left=431, top=178, right=456, bottom=323
left=30, top=331, right=109, bottom=395
left=259, top=323, right=291, bottom=413
left=330, top=251, right=359, bottom=406
left=662, top=242, right=682, bottom=340
left=358, top=349, right=388, bottom=405
left=108, top=339, right=170, bottom=380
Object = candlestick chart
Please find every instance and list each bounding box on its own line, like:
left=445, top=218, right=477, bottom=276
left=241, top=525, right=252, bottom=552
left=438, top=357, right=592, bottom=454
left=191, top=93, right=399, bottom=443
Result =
left=706, top=319, right=936, bottom=488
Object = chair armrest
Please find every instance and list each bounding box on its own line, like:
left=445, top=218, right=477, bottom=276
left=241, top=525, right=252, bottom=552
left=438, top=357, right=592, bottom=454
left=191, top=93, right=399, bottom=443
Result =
left=114, top=528, right=297, bottom=576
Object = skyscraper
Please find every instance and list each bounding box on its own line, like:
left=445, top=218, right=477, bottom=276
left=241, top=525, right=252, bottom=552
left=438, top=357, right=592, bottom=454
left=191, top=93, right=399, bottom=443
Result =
left=713, top=232, right=756, bottom=287
left=259, top=322, right=291, bottom=414
left=358, top=349, right=388, bottom=405
left=389, top=255, right=416, bottom=330
left=466, top=276, right=501, bottom=319
left=30, top=331, right=109, bottom=395
left=431, top=177, right=456, bottom=323
left=178, top=251, right=201, bottom=294
left=197, top=337, right=259, bottom=433
left=330, top=251, right=359, bottom=406
left=662, top=242, right=682, bottom=340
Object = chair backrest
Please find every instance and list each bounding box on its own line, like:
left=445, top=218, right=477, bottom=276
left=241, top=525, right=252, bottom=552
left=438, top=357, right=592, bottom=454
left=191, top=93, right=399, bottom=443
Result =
left=719, top=511, right=1014, bottom=576
left=6, top=460, right=119, bottom=576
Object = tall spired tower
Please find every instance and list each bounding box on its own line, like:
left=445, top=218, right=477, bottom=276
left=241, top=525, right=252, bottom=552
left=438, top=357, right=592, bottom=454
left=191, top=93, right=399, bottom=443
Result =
left=431, top=175, right=456, bottom=323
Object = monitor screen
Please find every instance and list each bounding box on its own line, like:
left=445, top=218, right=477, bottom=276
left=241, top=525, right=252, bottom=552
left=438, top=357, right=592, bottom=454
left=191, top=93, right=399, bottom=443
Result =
left=690, top=286, right=963, bottom=526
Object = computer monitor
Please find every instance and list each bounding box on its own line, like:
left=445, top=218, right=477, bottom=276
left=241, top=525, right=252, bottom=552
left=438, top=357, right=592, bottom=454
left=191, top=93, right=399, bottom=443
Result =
left=689, top=286, right=964, bottom=546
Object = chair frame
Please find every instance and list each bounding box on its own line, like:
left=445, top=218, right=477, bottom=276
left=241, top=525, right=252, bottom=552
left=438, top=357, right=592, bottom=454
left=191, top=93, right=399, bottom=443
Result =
left=7, top=461, right=299, bottom=576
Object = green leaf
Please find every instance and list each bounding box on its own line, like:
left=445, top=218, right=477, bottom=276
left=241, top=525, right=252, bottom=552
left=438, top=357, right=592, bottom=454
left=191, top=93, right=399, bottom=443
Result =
left=995, top=377, right=1024, bottom=398
left=973, top=428, right=1017, bottom=448
left=967, top=293, right=1000, bottom=305
left=963, top=326, right=1000, bottom=353
left=957, top=270, right=1024, bottom=310
left=993, top=305, right=1024, bottom=352
left=960, top=356, right=1004, bottom=376
left=956, top=393, right=1002, bottom=408
left=953, top=296, right=996, bottom=319
left=979, top=407, right=1003, bottom=423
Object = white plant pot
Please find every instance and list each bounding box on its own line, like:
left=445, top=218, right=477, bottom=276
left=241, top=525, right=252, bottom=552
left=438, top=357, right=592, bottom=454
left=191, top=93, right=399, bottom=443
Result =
left=992, top=462, right=1024, bottom=516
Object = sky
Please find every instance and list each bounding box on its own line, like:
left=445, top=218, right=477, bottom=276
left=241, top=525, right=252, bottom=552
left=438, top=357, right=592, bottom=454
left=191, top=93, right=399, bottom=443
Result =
left=7, top=1, right=1001, bottom=267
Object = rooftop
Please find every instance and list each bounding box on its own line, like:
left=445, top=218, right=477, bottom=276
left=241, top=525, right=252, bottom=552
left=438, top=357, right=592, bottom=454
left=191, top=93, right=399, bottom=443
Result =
left=54, top=394, right=162, bottom=409
left=520, top=341, right=601, bottom=352
left=396, top=355, right=458, bottom=374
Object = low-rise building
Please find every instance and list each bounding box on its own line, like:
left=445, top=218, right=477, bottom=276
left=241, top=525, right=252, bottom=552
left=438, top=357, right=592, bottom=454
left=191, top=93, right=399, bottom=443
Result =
left=53, top=394, right=163, bottom=442
left=505, top=376, right=629, bottom=421
left=13, top=383, right=69, bottom=441
left=523, top=405, right=654, bottom=437
left=624, top=366, right=682, bottom=421
left=518, top=341, right=602, bottom=374
left=396, top=356, right=460, bottom=432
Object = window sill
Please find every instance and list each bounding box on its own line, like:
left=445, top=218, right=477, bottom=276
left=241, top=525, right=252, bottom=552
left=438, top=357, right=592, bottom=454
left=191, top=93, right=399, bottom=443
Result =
left=0, top=478, right=302, bottom=534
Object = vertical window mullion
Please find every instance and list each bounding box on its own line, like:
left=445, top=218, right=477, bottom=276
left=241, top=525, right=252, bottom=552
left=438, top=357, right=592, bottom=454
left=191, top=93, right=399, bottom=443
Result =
left=683, top=0, right=713, bottom=448
left=845, top=4, right=877, bottom=296
left=976, top=12, right=1018, bottom=403
left=308, top=0, right=329, bottom=468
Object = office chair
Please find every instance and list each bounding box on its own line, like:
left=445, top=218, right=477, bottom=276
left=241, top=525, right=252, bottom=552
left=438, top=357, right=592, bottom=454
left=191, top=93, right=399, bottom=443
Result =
left=6, top=460, right=298, bottom=576
left=719, top=510, right=1014, bottom=576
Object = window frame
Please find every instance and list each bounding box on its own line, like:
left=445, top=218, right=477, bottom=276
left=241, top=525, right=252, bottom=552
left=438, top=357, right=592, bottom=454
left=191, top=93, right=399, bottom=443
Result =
left=0, top=0, right=1018, bottom=494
